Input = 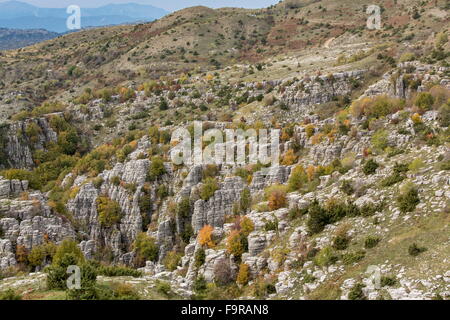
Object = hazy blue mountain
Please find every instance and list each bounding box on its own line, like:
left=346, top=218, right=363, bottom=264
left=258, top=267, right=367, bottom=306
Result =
left=0, top=28, right=59, bottom=50
left=0, top=1, right=169, bottom=32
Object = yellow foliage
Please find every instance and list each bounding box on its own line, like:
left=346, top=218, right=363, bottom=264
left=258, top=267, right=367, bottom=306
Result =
left=281, top=149, right=297, bottom=166
left=198, top=225, right=215, bottom=248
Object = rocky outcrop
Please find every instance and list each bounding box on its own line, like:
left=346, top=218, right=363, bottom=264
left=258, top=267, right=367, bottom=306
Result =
left=0, top=118, right=57, bottom=169
left=0, top=178, right=28, bottom=199
left=191, top=177, right=245, bottom=232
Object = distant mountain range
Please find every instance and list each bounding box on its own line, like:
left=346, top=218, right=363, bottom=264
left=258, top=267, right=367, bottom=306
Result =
left=0, top=28, right=59, bottom=50
left=0, top=1, right=169, bottom=33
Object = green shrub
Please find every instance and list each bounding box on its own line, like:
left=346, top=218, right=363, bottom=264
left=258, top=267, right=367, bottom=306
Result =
left=155, top=280, right=171, bottom=296
left=193, top=276, right=207, bottom=294
left=52, top=239, right=85, bottom=268
left=380, top=275, right=397, bottom=287
left=408, top=243, right=427, bottom=256
left=148, top=156, right=166, bottom=180
left=96, top=197, right=122, bottom=227
left=306, top=201, right=329, bottom=234
left=332, top=235, right=350, bottom=250
left=397, top=186, right=420, bottom=213
left=194, top=248, right=206, bottom=268
left=239, top=188, right=251, bottom=213
left=348, top=283, right=366, bottom=300
left=200, top=178, right=219, bottom=200
left=176, top=197, right=191, bottom=218
left=362, top=159, right=379, bottom=175
left=364, top=236, right=381, bottom=249
left=0, top=289, right=22, bottom=300
left=340, top=180, right=354, bottom=195
left=371, top=129, right=389, bottom=152
left=163, top=251, right=182, bottom=271
left=414, top=92, right=434, bottom=112
left=314, top=247, right=338, bottom=267
left=342, top=250, right=366, bottom=265
left=133, top=233, right=158, bottom=264
left=97, top=265, right=142, bottom=277
left=380, top=172, right=405, bottom=187
left=438, top=102, right=450, bottom=127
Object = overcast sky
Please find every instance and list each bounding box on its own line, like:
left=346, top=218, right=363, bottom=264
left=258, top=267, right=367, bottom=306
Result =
left=1, top=0, right=280, bottom=11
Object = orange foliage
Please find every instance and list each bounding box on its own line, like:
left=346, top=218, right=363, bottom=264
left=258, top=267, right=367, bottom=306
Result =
left=198, top=225, right=215, bottom=248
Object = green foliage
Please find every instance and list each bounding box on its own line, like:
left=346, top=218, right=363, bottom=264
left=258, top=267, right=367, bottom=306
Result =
left=96, top=265, right=142, bottom=278
left=193, top=276, right=207, bottom=294
left=28, top=242, right=57, bottom=268
left=364, top=236, right=381, bottom=249
left=438, top=102, right=450, bottom=127
left=414, top=92, right=434, bottom=112
left=380, top=276, right=397, bottom=287
left=133, top=232, right=158, bottom=264
left=148, top=156, right=166, bottom=181
left=396, top=185, right=420, bottom=213
left=342, top=250, right=366, bottom=265
left=194, top=248, right=206, bottom=268
left=362, top=159, right=379, bottom=175
left=96, top=196, right=122, bottom=227
left=177, top=197, right=191, bottom=218
left=52, top=239, right=85, bottom=268
left=408, top=243, right=427, bottom=256
left=348, top=283, right=366, bottom=300
left=239, top=188, right=251, bottom=213
left=0, top=289, right=22, bottom=300
left=314, top=247, right=338, bottom=267
left=155, top=280, right=172, bottom=296
left=340, top=180, right=354, bottom=195
left=288, top=165, right=308, bottom=191
left=380, top=172, right=405, bottom=187
left=200, top=177, right=219, bottom=200
left=332, top=234, right=350, bottom=250
left=371, top=129, right=389, bottom=152
left=163, top=251, right=182, bottom=271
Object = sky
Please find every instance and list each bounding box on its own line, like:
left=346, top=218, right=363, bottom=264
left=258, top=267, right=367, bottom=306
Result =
left=0, top=0, right=280, bottom=11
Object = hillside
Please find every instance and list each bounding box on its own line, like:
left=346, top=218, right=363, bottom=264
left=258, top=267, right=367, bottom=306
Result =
left=0, top=0, right=449, bottom=301
left=0, top=28, right=59, bottom=50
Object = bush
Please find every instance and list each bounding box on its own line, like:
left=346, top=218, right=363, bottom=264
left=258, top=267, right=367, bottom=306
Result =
left=288, top=165, right=307, bottom=192
left=163, top=251, right=182, bottom=271
left=148, top=156, right=166, bottom=180
left=314, top=247, right=338, bottom=267
left=193, top=276, right=207, bottom=294
left=239, top=188, right=251, bottom=213
left=226, top=230, right=246, bottom=259
left=265, top=185, right=287, bottom=211
left=380, top=172, right=404, bottom=187
left=200, top=178, right=219, bottom=200
left=414, top=92, right=434, bottom=112
left=364, top=236, right=381, bottom=249
left=306, top=201, right=329, bottom=234
left=362, top=159, right=379, bottom=175
left=371, top=129, right=389, bottom=152
left=155, top=280, right=171, bottom=296
left=342, top=250, right=366, bottom=265
left=176, top=197, right=191, bottom=218
left=97, top=265, right=142, bottom=277
left=240, top=217, right=254, bottom=237
left=348, top=283, right=366, bottom=300
left=194, top=248, right=206, bottom=268
left=332, top=234, right=350, bottom=250
left=397, top=186, right=420, bottom=213
left=198, top=225, right=215, bottom=248
left=408, top=243, right=427, bottom=256
left=380, top=275, right=397, bottom=287
left=52, top=239, right=85, bottom=268
left=236, top=263, right=250, bottom=286
left=0, top=289, right=22, bottom=300
left=438, top=102, right=450, bottom=127
left=133, top=233, right=158, bottom=264
left=340, top=180, right=354, bottom=195
left=408, top=158, right=424, bottom=172
left=96, top=197, right=122, bottom=227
